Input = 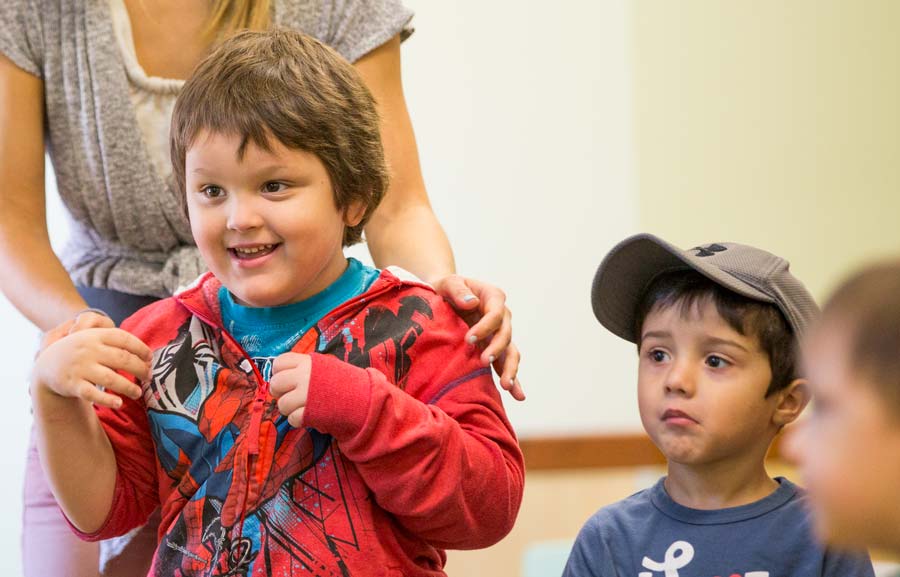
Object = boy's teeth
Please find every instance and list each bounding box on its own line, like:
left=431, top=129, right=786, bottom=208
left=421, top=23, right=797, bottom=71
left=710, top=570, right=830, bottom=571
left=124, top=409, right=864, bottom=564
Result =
left=234, top=244, right=273, bottom=255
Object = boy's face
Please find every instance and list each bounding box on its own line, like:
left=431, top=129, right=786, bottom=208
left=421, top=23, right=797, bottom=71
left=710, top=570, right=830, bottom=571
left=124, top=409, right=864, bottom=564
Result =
left=784, top=322, right=900, bottom=550
left=186, top=131, right=362, bottom=307
left=638, top=299, right=781, bottom=467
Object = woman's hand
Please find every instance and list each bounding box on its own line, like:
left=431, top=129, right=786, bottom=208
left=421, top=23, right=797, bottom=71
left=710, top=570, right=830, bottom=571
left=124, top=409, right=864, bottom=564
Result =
left=433, top=275, right=524, bottom=401
left=37, top=309, right=115, bottom=356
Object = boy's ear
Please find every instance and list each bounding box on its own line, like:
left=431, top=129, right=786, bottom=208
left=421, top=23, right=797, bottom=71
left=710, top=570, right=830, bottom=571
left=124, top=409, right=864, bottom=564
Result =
left=772, top=378, right=811, bottom=427
left=343, top=200, right=367, bottom=227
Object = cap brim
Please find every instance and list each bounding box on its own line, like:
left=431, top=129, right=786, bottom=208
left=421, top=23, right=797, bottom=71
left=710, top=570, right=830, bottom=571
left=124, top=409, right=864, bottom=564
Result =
left=591, top=233, right=774, bottom=342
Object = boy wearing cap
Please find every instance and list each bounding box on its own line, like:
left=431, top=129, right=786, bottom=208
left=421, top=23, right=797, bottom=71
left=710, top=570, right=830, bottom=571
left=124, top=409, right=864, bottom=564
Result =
left=563, top=234, right=874, bottom=577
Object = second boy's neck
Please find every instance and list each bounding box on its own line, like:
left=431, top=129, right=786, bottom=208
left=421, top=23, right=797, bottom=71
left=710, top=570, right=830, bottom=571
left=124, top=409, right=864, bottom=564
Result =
left=664, top=455, right=779, bottom=510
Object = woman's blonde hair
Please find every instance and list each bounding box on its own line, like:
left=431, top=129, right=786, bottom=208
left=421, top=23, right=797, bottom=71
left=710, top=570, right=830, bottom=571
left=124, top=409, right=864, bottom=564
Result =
left=204, top=0, right=272, bottom=40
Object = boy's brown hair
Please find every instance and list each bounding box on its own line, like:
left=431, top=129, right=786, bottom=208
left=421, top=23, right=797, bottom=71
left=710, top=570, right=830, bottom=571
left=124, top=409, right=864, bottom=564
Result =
left=171, top=28, right=388, bottom=246
left=819, top=261, right=900, bottom=415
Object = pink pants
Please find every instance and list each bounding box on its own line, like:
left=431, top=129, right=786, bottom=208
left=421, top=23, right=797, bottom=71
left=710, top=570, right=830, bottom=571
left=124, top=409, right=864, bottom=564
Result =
left=22, top=426, right=158, bottom=576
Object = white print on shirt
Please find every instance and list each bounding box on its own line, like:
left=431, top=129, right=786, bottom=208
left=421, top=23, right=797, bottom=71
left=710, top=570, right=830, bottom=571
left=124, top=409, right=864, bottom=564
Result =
left=637, top=541, right=769, bottom=577
left=639, top=541, right=693, bottom=577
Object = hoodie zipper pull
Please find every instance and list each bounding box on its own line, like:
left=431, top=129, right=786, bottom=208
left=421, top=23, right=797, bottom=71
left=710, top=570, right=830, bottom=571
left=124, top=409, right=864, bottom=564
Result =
left=247, top=395, right=265, bottom=456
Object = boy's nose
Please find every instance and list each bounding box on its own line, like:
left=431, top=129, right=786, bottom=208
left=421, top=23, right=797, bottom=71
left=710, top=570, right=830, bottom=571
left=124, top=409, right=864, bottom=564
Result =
left=664, top=362, right=696, bottom=396
left=226, top=195, right=264, bottom=231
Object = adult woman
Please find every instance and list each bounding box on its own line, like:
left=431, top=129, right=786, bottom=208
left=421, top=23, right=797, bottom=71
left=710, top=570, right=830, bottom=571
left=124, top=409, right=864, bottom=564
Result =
left=0, top=1, right=522, bottom=575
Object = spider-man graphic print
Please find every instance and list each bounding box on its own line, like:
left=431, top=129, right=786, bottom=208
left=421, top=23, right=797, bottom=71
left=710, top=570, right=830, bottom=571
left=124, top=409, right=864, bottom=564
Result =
left=80, top=270, right=524, bottom=577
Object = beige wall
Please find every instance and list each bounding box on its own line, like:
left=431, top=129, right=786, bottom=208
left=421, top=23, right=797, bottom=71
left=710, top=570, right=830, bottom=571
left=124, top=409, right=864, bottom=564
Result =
left=634, top=0, right=900, bottom=299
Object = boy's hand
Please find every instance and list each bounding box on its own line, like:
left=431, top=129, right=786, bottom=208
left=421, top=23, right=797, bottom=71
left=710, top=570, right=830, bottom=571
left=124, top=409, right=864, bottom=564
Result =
left=32, top=327, right=152, bottom=410
left=269, top=352, right=311, bottom=427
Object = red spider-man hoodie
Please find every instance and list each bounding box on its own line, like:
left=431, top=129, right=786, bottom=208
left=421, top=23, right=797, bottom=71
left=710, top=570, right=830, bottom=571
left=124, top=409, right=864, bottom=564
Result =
left=72, top=268, right=524, bottom=577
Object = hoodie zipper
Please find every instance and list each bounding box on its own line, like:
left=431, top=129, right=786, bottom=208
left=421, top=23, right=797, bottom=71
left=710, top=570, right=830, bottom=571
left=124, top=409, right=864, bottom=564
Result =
left=170, top=269, right=410, bottom=557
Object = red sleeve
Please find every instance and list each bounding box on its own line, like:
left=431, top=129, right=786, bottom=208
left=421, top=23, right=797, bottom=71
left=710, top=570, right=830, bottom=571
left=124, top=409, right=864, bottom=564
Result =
left=67, top=394, right=160, bottom=541
left=303, top=299, right=524, bottom=549
left=68, top=303, right=181, bottom=541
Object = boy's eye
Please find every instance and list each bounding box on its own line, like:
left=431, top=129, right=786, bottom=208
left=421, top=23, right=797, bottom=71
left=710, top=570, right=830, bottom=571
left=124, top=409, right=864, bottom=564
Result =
left=705, top=355, right=729, bottom=369
left=201, top=185, right=224, bottom=199
left=649, top=350, right=668, bottom=363
left=263, top=182, right=286, bottom=193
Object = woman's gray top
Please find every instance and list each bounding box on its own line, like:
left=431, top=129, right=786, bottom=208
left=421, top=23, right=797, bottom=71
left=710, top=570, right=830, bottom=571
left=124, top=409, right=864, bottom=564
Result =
left=0, top=0, right=412, bottom=297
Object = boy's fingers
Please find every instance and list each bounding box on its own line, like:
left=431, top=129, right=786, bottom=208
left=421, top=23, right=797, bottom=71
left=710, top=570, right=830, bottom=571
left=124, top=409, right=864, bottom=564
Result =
left=272, top=352, right=306, bottom=374
left=286, top=407, right=305, bottom=428
left=101, top=329, right=153, bottom=362
left=100, top=345, right=151, bottom=383
left=75, top=380, right=124, bottom=409
left=89, top=365, right=143, bottom=400
left=275, top=384, right=308, bottom=415
left=435, top=274, right=480, bottom=311
left=269, top=372, right=295, bottom=398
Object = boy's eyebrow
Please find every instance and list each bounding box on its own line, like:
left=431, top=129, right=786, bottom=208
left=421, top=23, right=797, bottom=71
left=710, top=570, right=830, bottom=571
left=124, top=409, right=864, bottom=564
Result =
left=639, top=331, right=750, bottom=352
left=702, top=336, right=750, bottom=352
left=191, top=163, right=295, bottom=176
left=640, top=330, right=671, bottom=341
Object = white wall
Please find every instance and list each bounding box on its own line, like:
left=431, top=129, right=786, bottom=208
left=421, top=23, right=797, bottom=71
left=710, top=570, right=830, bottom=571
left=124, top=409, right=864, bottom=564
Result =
left=0, top=1, right=638, bottom=572
left=389, top=0, right=640, bottom=435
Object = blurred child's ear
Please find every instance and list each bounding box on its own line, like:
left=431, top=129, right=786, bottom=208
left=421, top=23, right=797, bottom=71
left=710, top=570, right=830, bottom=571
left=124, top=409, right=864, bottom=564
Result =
left=773, top=378, right=811, bottom=427
left=343, top=200, right=366, bottom=227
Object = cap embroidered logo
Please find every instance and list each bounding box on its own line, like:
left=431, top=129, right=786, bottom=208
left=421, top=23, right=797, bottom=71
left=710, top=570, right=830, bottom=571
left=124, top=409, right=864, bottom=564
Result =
left=692, top=244, right=728, bottom=258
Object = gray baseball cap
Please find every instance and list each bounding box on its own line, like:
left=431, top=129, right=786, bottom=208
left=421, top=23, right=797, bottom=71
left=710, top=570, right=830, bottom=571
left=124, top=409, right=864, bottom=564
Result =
left=591, top=233, right=819, bottom=343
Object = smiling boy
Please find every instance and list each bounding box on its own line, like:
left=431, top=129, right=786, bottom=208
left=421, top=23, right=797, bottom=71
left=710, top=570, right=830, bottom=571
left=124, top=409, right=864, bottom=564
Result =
left=563, top=233, right=873, bottom=577
left=29, top=30, right=523, bottom=576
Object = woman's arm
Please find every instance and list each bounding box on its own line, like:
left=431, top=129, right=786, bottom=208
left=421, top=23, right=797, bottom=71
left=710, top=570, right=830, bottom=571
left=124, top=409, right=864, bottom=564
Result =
left=353, top=37, right=524, bottom=398
left=0, top=53, right=89, bottom=331
left=354, top=35, right=455, bottom=282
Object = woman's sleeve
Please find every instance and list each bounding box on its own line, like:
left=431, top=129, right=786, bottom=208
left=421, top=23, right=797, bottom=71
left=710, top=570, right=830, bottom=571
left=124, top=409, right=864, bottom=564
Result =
left=289, top=0, right=415, bottom=63
left=0, top=0, right=45, bottom=77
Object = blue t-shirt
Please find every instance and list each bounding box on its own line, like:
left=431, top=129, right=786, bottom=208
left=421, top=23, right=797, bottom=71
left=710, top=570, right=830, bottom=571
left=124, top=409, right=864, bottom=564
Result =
left=219, top=257, right=379, bottom=378
left=563, top=477, right=874, bottom=577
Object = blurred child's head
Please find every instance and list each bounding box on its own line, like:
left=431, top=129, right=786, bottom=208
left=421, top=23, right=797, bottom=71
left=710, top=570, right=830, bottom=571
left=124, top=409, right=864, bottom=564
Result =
left=785, top=261, right=900, bottom=551
left=169, top=29, right=387, bottom=307
left=592, top=234, right=818, bottom=468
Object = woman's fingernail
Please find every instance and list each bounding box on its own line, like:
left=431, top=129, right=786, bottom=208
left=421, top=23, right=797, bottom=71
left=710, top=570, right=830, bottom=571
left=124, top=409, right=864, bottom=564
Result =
left=463, top=294, right=477, bottom=303
left=467, top=335, right=478, bottom=344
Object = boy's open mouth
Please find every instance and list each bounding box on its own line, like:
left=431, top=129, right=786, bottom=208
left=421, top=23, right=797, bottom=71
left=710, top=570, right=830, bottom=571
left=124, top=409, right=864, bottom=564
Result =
left=230, top=244, right=279, bottom=260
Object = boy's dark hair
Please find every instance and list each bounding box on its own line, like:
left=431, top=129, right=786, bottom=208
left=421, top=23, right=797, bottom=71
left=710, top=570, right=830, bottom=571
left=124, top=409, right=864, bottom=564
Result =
left=820, top=261, right=900, bottom=415
left=170, top=29, right=387, bottom=246
left=634, top=270, right=798, bottom=397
